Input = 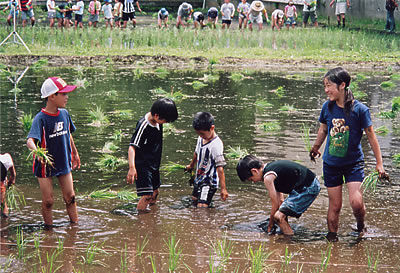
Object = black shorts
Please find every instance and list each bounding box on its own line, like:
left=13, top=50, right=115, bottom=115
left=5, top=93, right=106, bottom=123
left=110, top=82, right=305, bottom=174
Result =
left=192, top=183, right=217, bottom=206
left=135, top=165, right=161, bottom=196
left=75, top=14, right=82, bottom=23
left=222, top=19, right=232, bottom=25
left=122, top=11, right=136, bottom=21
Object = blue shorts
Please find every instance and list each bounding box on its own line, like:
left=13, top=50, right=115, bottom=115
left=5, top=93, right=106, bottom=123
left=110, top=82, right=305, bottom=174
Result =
left=135, top=165, right=161, bottom=196
left=323, top=161, right=365, bottom=188
left=21, top=9, right=34, bottom=20
left=279, top=177, right=321, bottom=218
left=286, top=16, right=296, bottom=25
left=192, top=183, right=217, bottom=206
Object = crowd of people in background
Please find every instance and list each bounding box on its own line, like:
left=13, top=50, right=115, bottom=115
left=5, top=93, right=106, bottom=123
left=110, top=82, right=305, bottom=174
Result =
left=1, top=0, right=397, bottom=32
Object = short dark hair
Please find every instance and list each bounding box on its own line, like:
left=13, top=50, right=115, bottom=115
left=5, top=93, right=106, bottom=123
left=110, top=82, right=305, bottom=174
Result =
left=236, top=155, right=263, bottom=182
left=192, top=112, right=214, bottom=131
left=150, top=98, right=178, bottom=123
left=324, top=67, right=354, bottom=116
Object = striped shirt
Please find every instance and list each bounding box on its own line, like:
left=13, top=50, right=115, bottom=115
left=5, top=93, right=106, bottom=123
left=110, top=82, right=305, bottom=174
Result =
left=129, top=113, right=163, bottom=169
left=122, top=0, right=136, bottom=14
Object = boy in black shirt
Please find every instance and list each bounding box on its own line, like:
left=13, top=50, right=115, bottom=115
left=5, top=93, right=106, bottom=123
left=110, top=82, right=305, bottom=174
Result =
left=126, top=98, right=178, bottom=211
left=237, top=155, right=320, bottom=235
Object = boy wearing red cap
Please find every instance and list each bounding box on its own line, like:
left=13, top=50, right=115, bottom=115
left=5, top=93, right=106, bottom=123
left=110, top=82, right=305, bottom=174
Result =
left=27, top=77, right=80, bottom=228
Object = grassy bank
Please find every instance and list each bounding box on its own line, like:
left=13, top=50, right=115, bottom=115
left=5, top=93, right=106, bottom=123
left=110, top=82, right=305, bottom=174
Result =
left=0, top=22, right=399, bottom=63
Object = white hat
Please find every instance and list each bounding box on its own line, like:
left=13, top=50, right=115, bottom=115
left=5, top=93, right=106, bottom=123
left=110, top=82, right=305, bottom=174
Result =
left=252, top=1, right=264, bottom=12
left=41, top=77, right=77, bottom=98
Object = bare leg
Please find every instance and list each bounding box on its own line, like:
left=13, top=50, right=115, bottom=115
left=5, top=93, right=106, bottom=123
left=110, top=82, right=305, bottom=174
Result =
left=274, top=211, right=293, bottom=235
left=327, top=185, right=342, bottom=233
left=38, top=177, right=55, bottom=226
left=58, top=173, right=78, bottom=223
left=137, top=195, right=152, bottom=211
left=347, top=182, right=365, bottom=232
left=150, top=189, right=159, bottom=205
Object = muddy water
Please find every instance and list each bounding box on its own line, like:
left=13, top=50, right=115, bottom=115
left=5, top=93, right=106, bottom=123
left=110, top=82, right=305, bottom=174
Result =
left=0, top=66, right=400, bottom=272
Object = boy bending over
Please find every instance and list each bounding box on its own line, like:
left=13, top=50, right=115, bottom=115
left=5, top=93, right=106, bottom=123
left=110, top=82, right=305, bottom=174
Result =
left=237, top=155, right=320, bottom=235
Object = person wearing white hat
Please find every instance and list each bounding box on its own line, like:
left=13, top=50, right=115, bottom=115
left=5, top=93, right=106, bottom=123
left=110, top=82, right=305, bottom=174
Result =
left=284, top=0, right=298, bottom=29
left=247, top=0, right=268, bottom=31
left=176, top=2, right=193, bottom=28
left=271, top=9, right=284, bottom=30
left=26, top=77, right=81, bottom=228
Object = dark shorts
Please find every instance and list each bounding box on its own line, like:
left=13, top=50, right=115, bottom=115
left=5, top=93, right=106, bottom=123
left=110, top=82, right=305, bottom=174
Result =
left=279, top=177, right=320, bottom=218
left=207, top=11, right=218, bottom=19
left=222, top=19, right=232, bottom=25
left=323, top=161, right=365, bottom=187
left=65, top=13, right=72, bottom=20
left=192, top=183, right=217, bottom=206
left=122, top=12, right=135, bottom=21
left=75, top=14, right=83, bottom=22
left=303, top=10, right=317, bottom=24
left=114, top=16, right=121, bottom=22
left=135, top=165, right=161, bottom=196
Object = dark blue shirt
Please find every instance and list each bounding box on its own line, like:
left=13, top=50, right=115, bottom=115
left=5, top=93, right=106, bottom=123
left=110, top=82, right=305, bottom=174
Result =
left=28, top=108, right=76, bottom=178
left=319, top=100, right=372, bottom=166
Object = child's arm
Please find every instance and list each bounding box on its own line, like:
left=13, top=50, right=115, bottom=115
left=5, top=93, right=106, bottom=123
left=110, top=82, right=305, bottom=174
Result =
left=8, top=165, right=16, bottom=186
left=217, top=166, right=228, bottom=201
left=70, top=135, right=81, bottom=170
left=135, top=0, right=141, bottom=12
left=263, top=9, right=269, bottom=21
left=364, top=126, right=386, bottom=177
left=27, top=137, right=37, bottom=151
left=231, top=6, right=235, bottom=18
left=329, top=0, right=335, bottom=7
left=263, top=174, right=281, bottom=232
left=310, top=123, right=328, bottom=160
left=185, top=152, right=197, bottom=172
left=127, top=145, right=137, bottom=184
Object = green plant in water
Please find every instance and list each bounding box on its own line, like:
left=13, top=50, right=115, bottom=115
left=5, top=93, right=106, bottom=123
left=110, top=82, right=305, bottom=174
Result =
left=116, top=189, right=138, bottom=201
left=380, top=81, right=396, bottom=89
left=80, top=237, right=108, bottom=266
left=112, top=129, right=123, bottom=142
left=259, top=121, right=281, bottom=132
left=120, top=243, right=128, bottom=273
left=207, top=234, right=233, bottom=272
left=349, top=81, right=359, bottom=92
left=353, top=91, right=368, bottom=100
left=301, top=123, right=312, bottom=154
left=0, top=254, right=15, bottom=271
left=202, top=73, right=219, bottom=83
left=355, top=73, right=367, bottom=82
left=105, top=89, right=118, bottom=97
left=19, top=113, right=33, bottom=133
left=160, top=162, right=186, bottom=176
left=393, top=153, right=400, bottom=166
left=148, top=255, right=157, bottom=273
left=165, top=234, right=183, bottom=273
left=255, top=98, right=273, bottom=108
left=116, top=109, right=133, bottom=119
left=88, top=188, right=118, bottom=199
left=102, top=141, right=119, bottom=153
left=229, top=73, right=244, bottom=82
left=378, top=111, right=396, bottom=119
left=37, top=248, right=64, bottom=273
left=247, top=243, right=272, bottom=273
left=136, top=234, right=150, bottom=257
left=390, top=73, right=400, bottom=81
left=191, top=80, right=208, bottom=90
left=73, top=78, right=90, bottom=89
left=163, top=123, right=178, bottom=136
left=366, top=247, right=380, bottom=272
left=96, top=154, right=126, bottom=171
left=279, top=104, right=296, bottom=112
left=155, top=67, right=169, bottom=79
left=134, top=67, right=144, bottom=80
left=16, top=226, right=27, bottom=259
left=280, top=245, right=294, bottom=272
left=27, top=143, right=55, bottom=168
left=89, top=106, right=109, bottom=126
left=275, top=86, right=285, bottom=97
left=31, top=59, right=48, bottom=71
left=315, top=243, right=332, bottom=272
left=392, top=97, right=400, bottom=112
left=375, top=125, right=389, bottom=136
left=5, top=185, right=26, bottom=212
left=225, top=146, right=248, bottom=160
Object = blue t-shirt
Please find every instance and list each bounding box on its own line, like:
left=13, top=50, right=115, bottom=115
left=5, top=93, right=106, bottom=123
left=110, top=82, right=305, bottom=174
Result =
left=319, top=100, right=372, bottom=166
left=28, top=108, right=76, bottom=178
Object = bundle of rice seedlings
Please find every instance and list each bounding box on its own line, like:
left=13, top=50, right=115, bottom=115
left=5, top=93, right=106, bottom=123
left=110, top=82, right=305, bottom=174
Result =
left=393, top=153, right=400, bottom=166
left=155, top=67, right=169, bottom=79
left=390, top=73, right=400, bottom=81
left=5, top=185, right=26, bottom=212
left=225, top=146, right=248, bottom=160
left=27, top=144, right=55, bottom=168
left=102, top=141, right=119, bottom=153
left=19, top=113, right=33, bottom=133
left=112, top=129, right=122, bottom=142
left=380, top=81, right=395, bottom=89
left=275, top=86, right=285, bottom=97
left=96, top=154, right=126, bottom=171
left=116, top=189, right=138, bottom=201
left=374, top=126, right=389, bottom=136
left=74, top=78, right=90, bottom=89
left=89, top=106, right=109, bottom=126
left=301, top=123, right=312, bottom=153
left=116, top=109, right=133, bottom=119
left=88, top=188, right=117, bottom=199
left=160, top=162, right=186, bottom=176
left=163, top=123, right=177, bottom=136
left=362, top=171, right=390, bottom=193
left=191, top=81, right=207, bottom=90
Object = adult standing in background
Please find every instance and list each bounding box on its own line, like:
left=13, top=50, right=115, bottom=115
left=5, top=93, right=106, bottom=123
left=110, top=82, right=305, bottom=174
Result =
left=122, top=0, right=142, bottom=28
left=18, top=0, right=35, bottom=27
left=303, top=0, right=318, bottom=27
left=329, top=0, right=350, bottom=28
left=385, top=0, right=398, bottom=33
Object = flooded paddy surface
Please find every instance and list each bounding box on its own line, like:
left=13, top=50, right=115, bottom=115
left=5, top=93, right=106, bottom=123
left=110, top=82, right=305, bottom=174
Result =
left=1, top=66, right=400, bottom=272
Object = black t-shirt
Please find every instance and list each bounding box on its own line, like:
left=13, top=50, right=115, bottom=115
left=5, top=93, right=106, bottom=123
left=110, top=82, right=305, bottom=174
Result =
left=129, top=114, right=163, bottom=170
left=263, top=160, right=316, bottom=194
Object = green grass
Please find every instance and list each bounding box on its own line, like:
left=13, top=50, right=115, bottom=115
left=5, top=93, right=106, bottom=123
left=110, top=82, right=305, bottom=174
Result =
left=380, top=81, right=396, bottom=89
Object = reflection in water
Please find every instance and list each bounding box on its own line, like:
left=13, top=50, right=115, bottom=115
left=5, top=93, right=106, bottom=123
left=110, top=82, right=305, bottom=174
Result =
left=0, top=67, right=399, bottom=272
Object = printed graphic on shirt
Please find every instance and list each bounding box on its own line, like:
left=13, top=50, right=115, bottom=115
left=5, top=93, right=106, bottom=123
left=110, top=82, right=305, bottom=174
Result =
left=328, top=118, right=349, bottom=157
left=49, top=121, right=67, bottom=138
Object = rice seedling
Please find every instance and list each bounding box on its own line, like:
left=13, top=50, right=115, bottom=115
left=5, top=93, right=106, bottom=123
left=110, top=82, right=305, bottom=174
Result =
left=390, top=73, right=400, bottom=81
left=160, top=162, right=186, bottom=176
left=101, top=141, right=119, bottom=153
left=148, top=255, right=157, bottom=273
left=105, top=89, right=118, bottom=97
left=115, top=109, right=133, bottom=119
left=353, top=91, right=368, bottom=100
left=258, top=121, right=281, bottom=132
left=151, top=87, right=187, bottom=102
left=112, top=129, right=123, bottom=142
left=246, top=243, right=272, bottom=273
left=280, top=246, right=294, bottom=272
left=120, top=243, right=128, bottom=273
left=255, top=98, right=273, bottom=108
left=154, top=67, right=169, bottom=79
left=96, top=154, right=127, bottom=171
left=163, top=123, right=178, bottom=136
left=201, top=73, right=220, bottom=83
left=275, top=86, right=285, bottom=98
left=136, top=234, right=149, bottom=257
left=133, top=67, right=144, bottom=80
left=19, top=112, right=33, bottom=133
left=393, top=153, right=400, bottom=166
left=165, top=234, right=183, bottom=273
left=73, top=78, right=90, bottom=89
left=355, top=73, right=367, bottom=82
left=229, top=73, right=244, bottom=82
left=279, top=104, right=297, bottom=112
left=0, top=254, right=14, bottom=271
left=191, top=80, right=208, bottom=90
left=366, top=247, right=380, bottom=272
left=362, top=171, right=382, bottom=193
left=392, top=97, right=400, bottom=112
left=208, top=58, right=218, bottom=70
left=31, top=59, right=48, bottom=71
left=116, top=189, right=138, bottom=201
left=375, top=125, right=389, bottom=136
left=88, top=188, right=117, bottom=199
left=89, top=106, right=109, bottom=126
left=380, top=81, right=396, bottom=90
left=56, top=237, right=64, bottom=251
left=225, top=146, right=248, bottom=160
left=27, top=143, right=55, bottom=168
left=314, top=243, right=332, bottom=272
left=207, top=235, right=233, bottom=272
left=301, top=123, right=313, bottom=158
left=16, top=226, right=27, bottom=259
left=74, top=65, right=85, bottom=77
left=37, top=248, right=64, bottom=273
left=80, top=237, right=109, bottom=266
left=5, top=185, right=26, bottom=212
left=379, top=111, right=396, bottom=119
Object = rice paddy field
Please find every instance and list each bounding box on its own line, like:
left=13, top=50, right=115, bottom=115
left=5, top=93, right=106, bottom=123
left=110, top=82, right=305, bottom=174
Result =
left=0, top=63, right=400, bottom=272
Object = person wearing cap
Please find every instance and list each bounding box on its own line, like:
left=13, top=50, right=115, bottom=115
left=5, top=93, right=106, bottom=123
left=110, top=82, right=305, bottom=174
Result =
left=101, top=0, right=114, bottom=29
left=0, top=153, right=16, bottom=218
left=247, top=0, right=268, bottom=31
left=207, top=6, right=218, bottom=28
left=284, top=0, right=297, bottom=29
left=271, top=9, right=284, bottom=30
left=220, top=0, right=235, bottom=29
left=193, top=11, right=205, bottom=29
left=157, top=7, right=169, bottom=29
left=237, top=0, right=250, bottom=30
left=303, top=0, right=318, bottom=28
left=26, top=77, right=80, bottom=228
left=121, top=0, right=141, bottom=28
left=176, top=2, right=193, bottom=28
